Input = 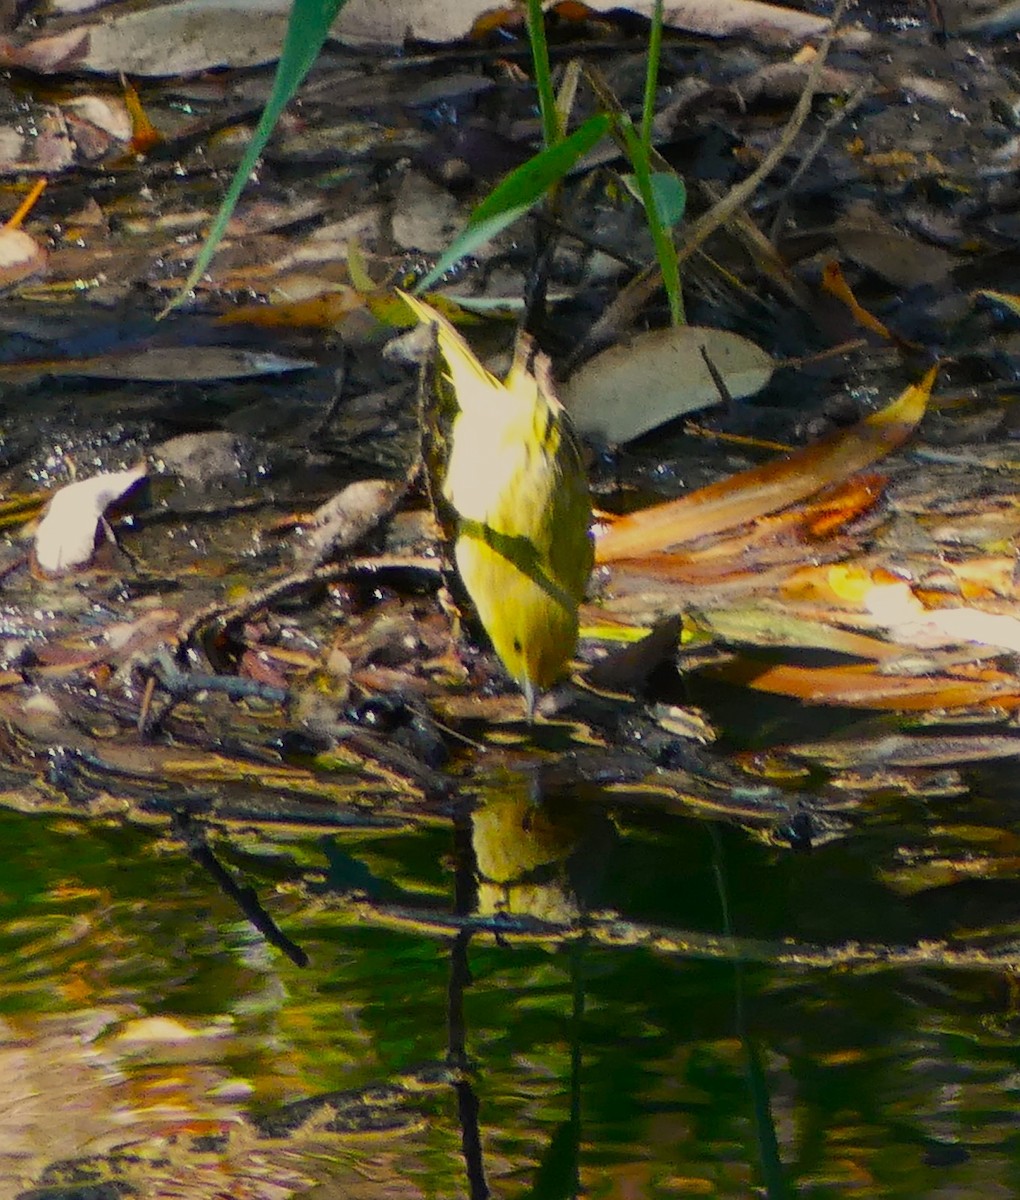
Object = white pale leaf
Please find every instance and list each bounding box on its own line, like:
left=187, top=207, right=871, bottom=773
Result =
left=0, top=227, right=47, bottom=289
left=926, top=609, right=1020, bottom=654
left=864, top=582, right=924, bottom=626
left=64, top=95, right=133, bottom=141
left=444, top=292, right=572, bottom=315
left=867, top=583, right=1020, bottom=655
left=562, top=325, right=774, bottom=444
left=35, top=465, right=146, bottom=574
left=868, top=580, right=1020, bottom=657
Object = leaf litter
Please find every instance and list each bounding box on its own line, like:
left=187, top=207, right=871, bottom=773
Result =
left=0, top=0, right=1018, bottom=1004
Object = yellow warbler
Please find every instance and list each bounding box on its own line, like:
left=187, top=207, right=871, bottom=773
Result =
left=400, top=293, right=593, bottom=716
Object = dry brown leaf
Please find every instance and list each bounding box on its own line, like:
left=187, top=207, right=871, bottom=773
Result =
left=296, top=480, right=408, bottom=567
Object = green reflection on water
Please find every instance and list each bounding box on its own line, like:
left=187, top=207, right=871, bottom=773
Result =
left=0, top=787, right=1019, bottom=1199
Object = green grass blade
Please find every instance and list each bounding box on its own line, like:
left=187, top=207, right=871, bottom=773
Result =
left=161, top=0, right=353, bottom=317
left=622, top=170, right=687, bottom=227
left=640, top=0, right=665, bottom=156
left=630, top=0, right=686, bottom=321
left=648, top=171, right=687, bottom=226
left=618, top=117, right=684, bottom=324
left=526, top=0, right=560, bottom=146
left=415, top=113, right=610, bottom=293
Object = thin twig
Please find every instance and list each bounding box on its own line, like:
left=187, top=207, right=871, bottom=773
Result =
left=174, top=810, right=309, bottom=967
left=176, top=554, right=441, bottom=658
left=336, top=896, right=1020, bottom=976
left=699, top=345, right=734, bottom=406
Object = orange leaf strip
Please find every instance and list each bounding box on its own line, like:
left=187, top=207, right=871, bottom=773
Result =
left=5, top=177, right=46, bottom=230
left=469, top=6, right=521, bottom=37
left=550, top=2, right=598, bottom=19
left=122, top=74, right=161, bottom=153
left=596, top=366, right=937, bottom=563
left=821, top=260, right=893, bottom=340
left=804, top=473, right=886, bottom=538
left=710, top=658, right=1020, bottom=710
left=216, top=290, right=365, bottom=329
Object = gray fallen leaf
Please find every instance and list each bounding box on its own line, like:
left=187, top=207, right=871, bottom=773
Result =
left=58, top=346, right=316, bottom=382
left=835, top=204, right=955, bottom=289
left=947, top=0, right=1020, bottom=35
left=335, top=0, right=833, bottom=47
left=23, top=0, right=295, bottom=75
left=563, top=325, right=774, bottom=444
left=391, top=171, right=462, bottom=254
